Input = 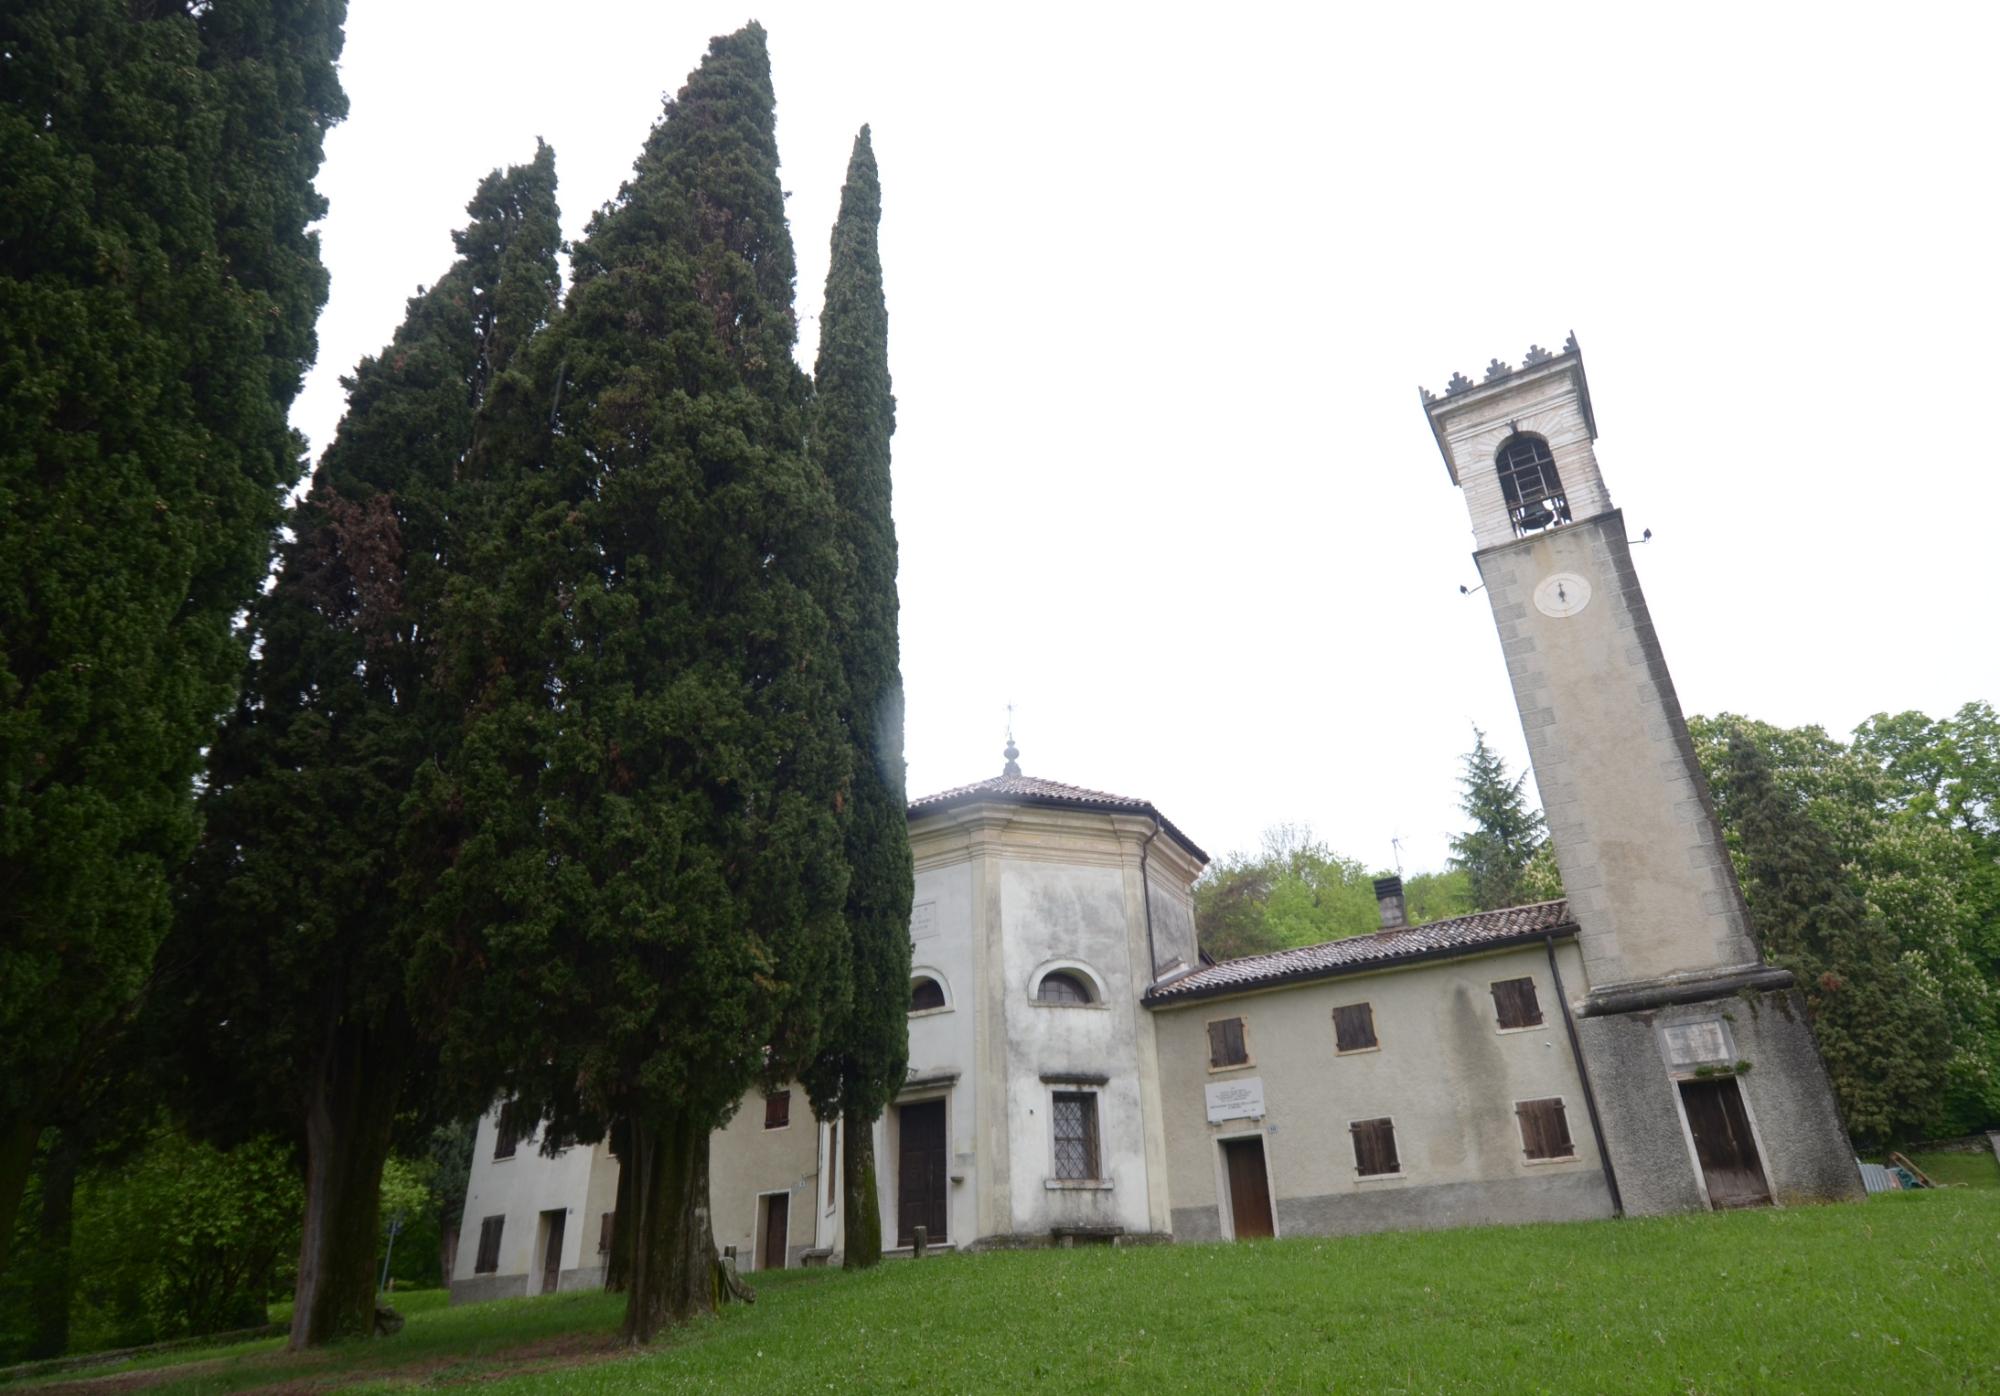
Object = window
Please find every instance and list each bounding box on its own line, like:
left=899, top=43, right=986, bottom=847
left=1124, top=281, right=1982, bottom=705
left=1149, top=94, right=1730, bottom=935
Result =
left=826, top=1121, right=839, bottom=1208
left=1491, top=977, right=1544, bottom=1030
left=1333, top=1002, right=1377, bottom=1053
left=1516, top=1098, right=1575, bottom=1161
left=1495, top=433, right=1571, bottom=537
left=910, top=976, right=946, bottom=1012
left=1051, top=1092, right=1101, bottom=1181
left=493, top=1103, right=528, bottom=1160
left=1036, top=971, right=1092, bottom=1005
left=598, top=1211, right=614, bottom=1256
left=764, top=1090, right=791, bottom=1129
left=1350, top=1118, right=1400, bottom=1177
left=474, top=1215, right=505, bottom=1273
left=1207, top=1016, right=1250, bottom=1070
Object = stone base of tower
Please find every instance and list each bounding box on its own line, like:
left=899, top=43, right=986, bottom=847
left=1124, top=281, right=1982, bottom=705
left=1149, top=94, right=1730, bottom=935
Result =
left=1576, top=988, right=1864, bottom=1216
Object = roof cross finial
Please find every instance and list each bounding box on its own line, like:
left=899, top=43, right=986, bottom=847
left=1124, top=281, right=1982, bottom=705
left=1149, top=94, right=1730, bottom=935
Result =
left=1003, top=703, right=1021, bottom=776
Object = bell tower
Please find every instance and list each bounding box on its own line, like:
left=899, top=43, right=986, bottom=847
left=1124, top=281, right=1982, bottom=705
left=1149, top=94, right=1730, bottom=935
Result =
left=1422, top=337, right=1861, bottom=1214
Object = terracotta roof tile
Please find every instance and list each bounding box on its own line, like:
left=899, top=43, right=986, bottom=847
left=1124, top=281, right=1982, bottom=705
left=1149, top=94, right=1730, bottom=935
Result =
left=907, top=773, right=1207, bottom=864
left=1144, top=899, right=1576, bottom=1006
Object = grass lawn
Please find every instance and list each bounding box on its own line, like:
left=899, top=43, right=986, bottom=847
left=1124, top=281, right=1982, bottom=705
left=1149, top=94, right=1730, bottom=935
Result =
left=20, top=1192, right=1999, bottom=1395
left=1897, top=1148, right=2000, bottom=1190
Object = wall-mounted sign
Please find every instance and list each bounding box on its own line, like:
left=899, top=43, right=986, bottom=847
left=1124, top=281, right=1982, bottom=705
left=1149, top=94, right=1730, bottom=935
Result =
left=1205, top=1077, right=1265, bottom=1124
left=910, top=901, right=937, bottom=941
left=1663, top=1019, right=1732, bottom=1068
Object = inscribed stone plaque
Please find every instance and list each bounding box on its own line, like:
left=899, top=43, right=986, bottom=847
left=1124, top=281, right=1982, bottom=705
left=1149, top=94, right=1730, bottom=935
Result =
left=1205, top=1077, right=1265, bottom=1124
left=1663, top=1019, right=1731, bottom=1068
left=910, top=901, right=937, bottom=942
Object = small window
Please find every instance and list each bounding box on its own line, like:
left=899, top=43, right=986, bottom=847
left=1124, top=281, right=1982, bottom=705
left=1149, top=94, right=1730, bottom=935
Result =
left=764, top=1090, right=791, bottom=1129
left=1491, top=977, right=1543, bottom=1030
left=475, top=1215, right=505, bottom=1273
left=493, top=1103, right=528, bottom=1160
left=1036, top=971, right=1093, bottom=1005
left=1516, top=1098, right=1575, bottom=1160
left=1333, top=1002, right=1377, bottom=1053
left=598, top=1211, right=615, bottom=1256
left=1495, top=433, right=1571, bottom=536
left=1051, top=1092, right=1101, bottom=1181
left=910, top=976, right=946, bottom=1012
left=1350, top=1118, right=1400, bottom=1177
left=1207, top=1016, right=1250, bottom=1070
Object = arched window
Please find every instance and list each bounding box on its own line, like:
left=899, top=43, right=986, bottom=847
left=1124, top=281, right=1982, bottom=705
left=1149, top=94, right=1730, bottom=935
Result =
left=1495, top=433, right=1571, bottom=536
left=1036, top=971, right=1094, bottom=1005
left=909, top=976, right=947, bottom=1013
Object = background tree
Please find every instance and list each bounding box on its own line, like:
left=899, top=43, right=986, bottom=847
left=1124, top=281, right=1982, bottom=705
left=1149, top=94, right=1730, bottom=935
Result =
left=0, top=0, right=347, bottom=1272
left=414, top=25, right=853, bottom=1342
left=1722, top=732, right=1951, bottom=1145
left=1448, top=728, right=1548, bottom=911
left=798, top=127, right=914, bottom=1271
left=162, top=148, right=562, bottom=1349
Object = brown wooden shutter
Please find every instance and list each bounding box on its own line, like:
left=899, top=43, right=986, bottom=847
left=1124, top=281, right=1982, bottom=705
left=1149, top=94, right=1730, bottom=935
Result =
left=598, top=1211, right=614, bottom=1255
left=1334, top=1002, right=1377, bottom=1052
left=1207, top=1017, right=1248, bottom=1068
left=475, top=1215, right=505, bottom=1273
left=1517, top=1098, right=1574, bottom=1159
left=765, top=1091, right=791, bottom=1129
left=493, top=1105, right=518, bottom=1160
left=1491, top=977, right=1544, bottom=1029
left=1351, top=1118, right=1399, bottom=1175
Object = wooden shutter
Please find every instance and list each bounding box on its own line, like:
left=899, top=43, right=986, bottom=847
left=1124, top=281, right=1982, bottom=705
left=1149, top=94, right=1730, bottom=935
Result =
left=1208, top=1017, right=1248, bottom=1068
left=826, top=1121, right=839, bottom=1206
left=1351, top=1118, right=1399, bottom=1176
left=598, top=1211, right=614, bottom=1255
left=765, top=1090, right=791, bottom=1129
left=475, top=1215, right=505, bottom=1273
left=1491, top=977, right=1543, bottom=1029
left=1516, top=1098, right=1574, bottom=1159
left=1333, top=1002, right=1377, bottom=1052
left=493, top=1105, right=518, bottom=1160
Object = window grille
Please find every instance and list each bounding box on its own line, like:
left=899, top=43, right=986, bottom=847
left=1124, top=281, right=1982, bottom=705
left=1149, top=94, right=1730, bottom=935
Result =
left=1496, top=434, right=1571, bottom=536
left=1052, top=1092, right=1101, bottom=1180
left=1037, top=971, right=1092, bottom=1005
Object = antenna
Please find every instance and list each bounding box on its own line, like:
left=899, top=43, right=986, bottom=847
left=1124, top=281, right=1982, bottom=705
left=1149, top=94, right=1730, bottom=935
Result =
left=1459, top=582, right=1486, bottom=597
left=1391, top=836, right=1404, bottom=876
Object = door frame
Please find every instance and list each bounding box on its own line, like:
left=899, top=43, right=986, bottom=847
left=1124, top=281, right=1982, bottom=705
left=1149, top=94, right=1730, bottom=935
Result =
left=1211, top=1130, right=1278, bottom=1241
left=1670, top=1072, right=1775, bottom=1209
left=537, top=1207, right=567, bottom=1294
left=754, top=1188, right=792, bottom=1271
left=892, top=1090, right=952, bottom=1248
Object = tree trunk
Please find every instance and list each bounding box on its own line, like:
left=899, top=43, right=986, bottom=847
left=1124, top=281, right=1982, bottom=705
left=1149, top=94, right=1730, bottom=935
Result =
left=604, top=1118, right=634, bottom=1293
left=0, top=1115, right=38, bottom=1285
left=289, top=1019, right=400, bottom=1350
left=621, top=1108, right=736, bottom=1344
left=27, top=1131, right=79, bottom=1358
left=437, top=1220, right=459, bottom=1292
left=841, top=1107, right=883, bottom=1269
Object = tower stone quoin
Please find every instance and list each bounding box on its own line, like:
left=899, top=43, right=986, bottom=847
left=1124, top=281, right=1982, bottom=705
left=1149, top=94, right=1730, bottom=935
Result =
left=1422, top=338, right=1863, bottom=1214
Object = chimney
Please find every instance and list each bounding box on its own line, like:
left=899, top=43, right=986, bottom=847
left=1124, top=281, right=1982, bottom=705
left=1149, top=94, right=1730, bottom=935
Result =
left=1373, top=876, right=1407, bottom=931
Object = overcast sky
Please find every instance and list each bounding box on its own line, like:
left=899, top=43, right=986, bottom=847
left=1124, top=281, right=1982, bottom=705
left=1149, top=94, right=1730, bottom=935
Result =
left=294, top=2, right=1998, bottom=874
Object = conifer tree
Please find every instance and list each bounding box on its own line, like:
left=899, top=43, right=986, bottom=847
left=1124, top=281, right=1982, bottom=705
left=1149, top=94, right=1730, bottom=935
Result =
left=1726, top=734, right=1950, bottom=1145
left=1448, top=728, right=1548, bottom=911
left=165, top=148, right=562, bottom=1349
left=799, top=129, right=914, bottom=1270
left=420, top=26, right=852, bottom=1342
left=0, top=0, right=346, bottom=1272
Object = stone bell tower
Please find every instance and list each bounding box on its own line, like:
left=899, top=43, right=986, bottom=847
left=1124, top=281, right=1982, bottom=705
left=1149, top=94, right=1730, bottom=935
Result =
left=1422, top=337, right=1861, bottom=1214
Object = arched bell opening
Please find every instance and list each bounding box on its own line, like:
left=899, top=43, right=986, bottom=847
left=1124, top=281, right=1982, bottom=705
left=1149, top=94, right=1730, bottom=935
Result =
left=1495, top=433, right=1571, bottom=537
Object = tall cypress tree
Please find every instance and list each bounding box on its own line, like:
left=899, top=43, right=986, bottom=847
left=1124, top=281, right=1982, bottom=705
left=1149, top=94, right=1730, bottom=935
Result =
left=1448, top=727, right=1548, bottom=911
left=165, top=148, right=562, bottom=1348
left=421, top=26, right=851, bottom=1342
left=799, top=128, right=914, bottom=1270
left=1726, top=734, right=1949, bottom=1145
left=0, top=0, right=347, bottom=1271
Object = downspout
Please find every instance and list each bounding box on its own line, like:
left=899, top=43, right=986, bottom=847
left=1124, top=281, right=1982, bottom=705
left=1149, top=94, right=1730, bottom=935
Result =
left=1139, top=820, right=1162, bottom=982
left=1546, top=934, right=1623, bottom=1217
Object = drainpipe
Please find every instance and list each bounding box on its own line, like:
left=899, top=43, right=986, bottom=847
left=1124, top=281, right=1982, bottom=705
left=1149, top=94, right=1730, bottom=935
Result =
left=1546, top=934, right=1623, bottom=1217
left=1139, top=820, right=1162, bottom=982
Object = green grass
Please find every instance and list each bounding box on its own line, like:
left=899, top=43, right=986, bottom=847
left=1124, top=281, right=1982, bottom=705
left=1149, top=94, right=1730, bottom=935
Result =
left=19, top=1194, right=2000, bottom=1394
left=1896, top=1149, right=2000, bottom=1189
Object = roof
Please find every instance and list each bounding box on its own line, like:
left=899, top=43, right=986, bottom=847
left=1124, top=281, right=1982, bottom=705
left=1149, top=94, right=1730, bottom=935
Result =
left=907, top=772, right=1208, bottom=865
left=1142, top=899, right=1577, bottom=1007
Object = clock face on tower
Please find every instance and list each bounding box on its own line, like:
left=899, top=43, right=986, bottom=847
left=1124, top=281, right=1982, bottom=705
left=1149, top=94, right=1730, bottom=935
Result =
left=1533, top=572, right=1592, bottom=618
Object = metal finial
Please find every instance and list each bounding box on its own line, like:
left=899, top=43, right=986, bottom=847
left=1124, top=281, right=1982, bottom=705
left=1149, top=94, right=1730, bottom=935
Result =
left=1003, top=703, right=1020, bottom=776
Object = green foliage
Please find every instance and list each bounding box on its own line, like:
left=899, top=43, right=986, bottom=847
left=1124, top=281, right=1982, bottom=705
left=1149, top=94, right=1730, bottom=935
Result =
left=1194, top=826, right=1379, bottom=960
left=0, top=0, right=346, bottom=1258
left=1448, top=728, right=1548, bottom=911
left=1404, top=868, right=1479, bottom=924
left=800, top=131, right=915, bottom=1224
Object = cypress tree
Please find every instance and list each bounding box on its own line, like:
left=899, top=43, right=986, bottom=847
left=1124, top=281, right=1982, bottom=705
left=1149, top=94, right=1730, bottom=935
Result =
left=164, top=148, right=562, bottom=1348
left=0, top=0, right=347, bottom=1271
left=1448, top=727, right=1548, bottom=911
left=799, top=128, right=914, bottom=1271
left=1727, top=734, right=1950, bottom=1145
left=422, top=26, right=852, bottom=1342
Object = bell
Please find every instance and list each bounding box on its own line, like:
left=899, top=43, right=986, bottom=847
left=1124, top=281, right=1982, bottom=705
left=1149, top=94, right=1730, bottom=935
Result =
left=1516, top=502, right=1553, bottom=531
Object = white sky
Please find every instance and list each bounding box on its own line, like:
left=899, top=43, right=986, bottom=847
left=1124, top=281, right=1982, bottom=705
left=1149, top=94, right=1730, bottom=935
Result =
left=295, top=2, right=1999, bottom=874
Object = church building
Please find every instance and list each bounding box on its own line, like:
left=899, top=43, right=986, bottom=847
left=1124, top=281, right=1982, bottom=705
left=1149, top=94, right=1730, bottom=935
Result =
left=448, top=341, right=1862, bottom=1301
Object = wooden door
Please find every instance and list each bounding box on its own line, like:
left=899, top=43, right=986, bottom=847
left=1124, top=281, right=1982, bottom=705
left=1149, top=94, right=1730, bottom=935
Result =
left=1679, top=1078, right=1771, bottom=1208
left=1222, top=1137, right=1274, bottom=1239
left=761, top=1192, right=789, bottom=1271
left=540, top=1209, right=565, bottom=1293
left=897, top=1099, right=947, bottom=1246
